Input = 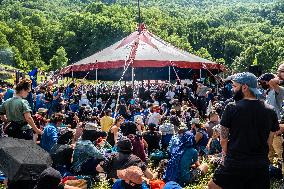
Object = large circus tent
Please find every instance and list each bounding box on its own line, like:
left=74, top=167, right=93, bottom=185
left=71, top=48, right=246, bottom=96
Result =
left=61, top=24, right=224, bottom=81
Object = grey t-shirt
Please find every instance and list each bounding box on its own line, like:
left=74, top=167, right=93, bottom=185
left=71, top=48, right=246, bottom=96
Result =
left=197, top=86, right=210, bottom=97
left=0, top=97, right=32, bottom=130
left=266, top=86, right=284, bottom=120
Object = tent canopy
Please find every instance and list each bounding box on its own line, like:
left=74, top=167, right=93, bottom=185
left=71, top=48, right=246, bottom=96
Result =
left=61, top=24, right=224, bottom=80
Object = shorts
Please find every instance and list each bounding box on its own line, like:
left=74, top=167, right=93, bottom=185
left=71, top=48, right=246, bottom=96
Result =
left=212, top=164, right=270, bottom=189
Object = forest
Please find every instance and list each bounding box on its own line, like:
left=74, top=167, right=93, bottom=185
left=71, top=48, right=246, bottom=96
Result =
left=0, top=0, right=283, bottom=73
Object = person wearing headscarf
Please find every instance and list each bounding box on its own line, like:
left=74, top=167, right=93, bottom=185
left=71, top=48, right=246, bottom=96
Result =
left=71, top=125, right=104, bottom=176
left=163, top=131, right=208, bottom=187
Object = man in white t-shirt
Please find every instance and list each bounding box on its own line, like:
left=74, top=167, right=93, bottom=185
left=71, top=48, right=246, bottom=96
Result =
left=147, top=105, right=161, bottom=126
left=166, top=88, right=175, bottom=104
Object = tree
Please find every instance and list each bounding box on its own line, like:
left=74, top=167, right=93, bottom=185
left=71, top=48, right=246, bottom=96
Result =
left=231, top=45, right=259, bottom=72
left=256, top=41, right=282, bottom=72
left=49, top=46, right=68, bottom=71
left=0, top=31, right=9, bottom=49
left=224, top=40, right=244, bottom=66
left=195, top=47, right=213, bottom=61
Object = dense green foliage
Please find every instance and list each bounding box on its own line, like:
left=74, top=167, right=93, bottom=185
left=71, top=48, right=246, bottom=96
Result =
left=0, top=0, right=283, bottom=73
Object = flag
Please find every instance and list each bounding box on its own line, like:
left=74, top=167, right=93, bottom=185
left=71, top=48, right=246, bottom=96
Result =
left=28, top=68, right=38, bottom=88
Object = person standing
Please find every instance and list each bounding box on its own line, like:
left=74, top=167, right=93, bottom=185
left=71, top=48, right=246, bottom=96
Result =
left=258, top=73, right=284, bottom=174
left=196, top=83, right=210, bottom=117
left=0, top=79, right=42, bottom=140
left=208, top=72, right=279, bottom=189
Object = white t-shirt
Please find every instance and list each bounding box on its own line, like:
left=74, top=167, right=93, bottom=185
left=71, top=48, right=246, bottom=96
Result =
left=166, top=91, right=175, bottom=100
left=148, top=112, right=161, bottom=126
left=79, top=98, right=91, bottom=106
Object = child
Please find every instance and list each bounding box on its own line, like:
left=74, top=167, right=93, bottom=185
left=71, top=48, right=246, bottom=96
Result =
left=207, top=125, right=222, bottom=155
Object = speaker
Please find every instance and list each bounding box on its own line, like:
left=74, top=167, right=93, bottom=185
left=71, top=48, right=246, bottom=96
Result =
left=249, top=65, right=262, bottom=77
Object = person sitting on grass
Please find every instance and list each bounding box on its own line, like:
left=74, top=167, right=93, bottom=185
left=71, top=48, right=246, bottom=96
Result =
left=71, top=124, right=104, bottom=176
left=96, top=137, right=153, bottom=181
left=40, top=113, right=64, bottom=152
left=112, top=166, right=149, bottom=189
left=207, top=125, right=222, bottom=155
left=163, top=131, right=208, bottom=187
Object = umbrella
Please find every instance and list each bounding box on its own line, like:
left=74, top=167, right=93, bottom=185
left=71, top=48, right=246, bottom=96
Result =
left=0, top=137, right=52, bottom=181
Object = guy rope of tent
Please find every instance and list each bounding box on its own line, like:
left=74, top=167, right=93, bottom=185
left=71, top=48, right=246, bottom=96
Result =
left=99, top=57, right=131, bottom=115
left=204, top=67, right=224, bottom=87
left=100, top=36, right=140, bottom=115
left=172, top=66, right=181, bottom=81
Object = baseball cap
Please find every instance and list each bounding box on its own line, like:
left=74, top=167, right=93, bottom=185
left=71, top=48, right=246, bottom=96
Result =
left=258, top=73, right=275, bottom=82
left=232, top=72, right=261, bottom=96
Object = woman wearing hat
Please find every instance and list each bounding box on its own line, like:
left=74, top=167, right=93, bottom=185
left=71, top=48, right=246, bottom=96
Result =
left=112, top=166, right=149, bottom=189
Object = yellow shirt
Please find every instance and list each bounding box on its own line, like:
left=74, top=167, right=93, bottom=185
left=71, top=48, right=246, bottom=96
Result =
left=100, top=116, right=114, bottom=132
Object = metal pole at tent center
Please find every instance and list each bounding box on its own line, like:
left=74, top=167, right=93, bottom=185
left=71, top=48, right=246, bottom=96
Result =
left=71, top=70, right=74, bottom=81
left=168, top=66, right=171, bottom=84
left=200, top=69, right=202, bottom=80
left=95, top=68, right=98, bottom=102
left=132, top=67, right=135, bottom=97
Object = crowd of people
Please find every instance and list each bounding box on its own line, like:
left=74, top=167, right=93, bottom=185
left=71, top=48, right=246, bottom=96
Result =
left=0, top=63, right=284, bottom=189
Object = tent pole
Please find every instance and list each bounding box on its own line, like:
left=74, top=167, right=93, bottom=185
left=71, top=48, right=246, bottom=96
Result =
left=169, top=66, right=171, bottom=84
left=95, top=68, right=98, bottom=102
left=72, top=70, right=74, bottom=81
left=200, top=69, right=202, bottom=81
left=132, top=67, right=135, bottom=98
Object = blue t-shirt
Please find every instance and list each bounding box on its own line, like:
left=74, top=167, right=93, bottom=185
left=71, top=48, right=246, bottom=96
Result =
left=40, top=123, right=58, bottom=152
left=4, top=88, right=14, bottom=101
left=53, top=91, right=61, bottom=105
left=112, top=179, right=148, bottom=189
left=179, top=148, right=198, bottom=185
left=36, top=93, right=45, bottom=109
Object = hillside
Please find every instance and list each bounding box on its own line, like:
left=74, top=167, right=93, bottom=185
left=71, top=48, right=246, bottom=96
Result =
left=0, top=0, right=283, bottom=73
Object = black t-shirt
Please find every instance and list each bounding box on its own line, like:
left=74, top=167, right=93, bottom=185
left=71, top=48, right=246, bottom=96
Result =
left=45, top=92, right=53, bottom=102
left=221, top=99, right=279, bottom=168
left=100, top=152, right=146, bottom=179
left=50, top=144, right=73, bottom=168
left=142, top=131, right=161, bottom=153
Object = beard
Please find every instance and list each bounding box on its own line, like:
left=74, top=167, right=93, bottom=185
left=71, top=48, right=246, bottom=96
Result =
left=233, top=87, right=244, bottom=101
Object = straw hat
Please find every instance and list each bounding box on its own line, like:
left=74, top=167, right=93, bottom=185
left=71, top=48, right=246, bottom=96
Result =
left=117, top=166, right=143, bottom=185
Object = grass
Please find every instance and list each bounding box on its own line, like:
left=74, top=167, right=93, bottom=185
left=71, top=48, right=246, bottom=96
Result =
left=0, top=166, right=283, bottom=189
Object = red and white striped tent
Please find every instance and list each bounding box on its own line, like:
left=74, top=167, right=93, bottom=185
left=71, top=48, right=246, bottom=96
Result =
left=61, top=24, right=224, bottom=81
